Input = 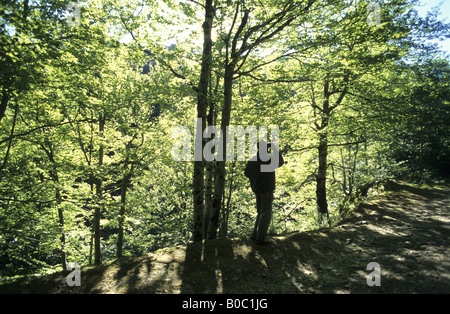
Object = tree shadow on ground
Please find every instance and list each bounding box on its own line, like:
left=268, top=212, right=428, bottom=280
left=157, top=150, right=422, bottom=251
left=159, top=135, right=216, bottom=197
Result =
left=179, top=237, right=302, bottom=294
left=1, top=183, right=448, bottom=294
left=179, top=183, right=450, bottom=294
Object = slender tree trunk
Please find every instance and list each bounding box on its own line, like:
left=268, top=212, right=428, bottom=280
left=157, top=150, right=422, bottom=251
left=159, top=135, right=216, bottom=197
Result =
left=117, top=172, right=131, bottom=258
left=203, top=161, right=213, bottom=238
left=340, top=148, right=348, bottom=195
left=94, top=113, right=105, bottom=265
left=203, top=74, right=217, bottom=238
left=418, top=123, right=424, bottom=182
left=316, top=131, right=330, bottom=224
left=316, top=80, right=331, bottom=227
left=203, top=125, right=214, bottom=239
left=0, top=90, right=10, bottom=124
left=0, top=102, right=17, bottom=172
left=221, top=159, right=236, bottom=238
left=56, top=190, right=66, bottom=271
left=94, top=195, right=101, bottom=266
left=88, top=233, right=93, bottom=266
left=350, top=142, right=359, bottom=195
left=193, top=147, right=205, bottom=242
left=41, top=140, right=67, bottom=271
left=117, top=140, right=132, bottom=258
left=207, top=63, right=235, bottom=240
left=193, top=0, right=214, bottom=242
left=88, top=119, right=94, bottom=266
left=48, top=147, right=67, bottom=272
left=315, top=72, right=348, bottom=226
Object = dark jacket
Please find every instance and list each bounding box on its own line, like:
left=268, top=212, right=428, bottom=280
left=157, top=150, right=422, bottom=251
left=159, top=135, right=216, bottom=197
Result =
left=244, top=150, right=284, bottom=194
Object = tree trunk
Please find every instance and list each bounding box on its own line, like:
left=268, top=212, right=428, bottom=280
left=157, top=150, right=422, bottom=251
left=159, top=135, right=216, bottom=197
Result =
left=117, top=138, right=132, bottom=258
left=315, top=72, right=348, bottom=226
left=316, top=80, right=331, bottom=227
left=207, top=63, right=235, bottom=240
left=340, top=148, right=348, bottom=195
left=0, top=102, right=17, bottom=172
left=316, top=131, right=330, bottom=225
left=418, top=124, right=424, bottom=182
left=0, top=90, right=10, bottom=124
left=116, top=172, right=131, bottom=258
left=51, top=165, right=66, bottom=271
left=41, top=140, right=67, bottom=271
left=94, top=113, right=105, bottom=265
left=221, top=159, right=236, bottom=238
left=56, top=191, right=66, bottom=271
left=203, top=74, right=217, bottom=238
left=193, top=0, right=214, bottom=242
left=204, top=152, right=214, bottom=238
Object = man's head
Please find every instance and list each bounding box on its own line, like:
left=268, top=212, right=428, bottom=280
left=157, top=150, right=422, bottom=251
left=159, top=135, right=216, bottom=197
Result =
left=256, top=140, right=279, bottom=172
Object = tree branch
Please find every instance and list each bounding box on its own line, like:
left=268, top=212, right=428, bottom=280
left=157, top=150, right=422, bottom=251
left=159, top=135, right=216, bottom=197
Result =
left=231, top=9, right=250, bottom=62
left=235, top=50, right=303, bottom=78
left=120, top=14, right=198, bottom=93
left=327, top=139, right=366, bottom=147
left=0, top=118, right=94, bottom=145
left=289, top=138, right=366, bottom=153
left=238, top=72, right=311, bottom=84
left=186, top=0, right=205, bottom=8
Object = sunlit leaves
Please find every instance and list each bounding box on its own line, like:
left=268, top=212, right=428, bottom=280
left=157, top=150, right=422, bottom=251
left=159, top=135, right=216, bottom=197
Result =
left=1, top=0, right=449, bottom=278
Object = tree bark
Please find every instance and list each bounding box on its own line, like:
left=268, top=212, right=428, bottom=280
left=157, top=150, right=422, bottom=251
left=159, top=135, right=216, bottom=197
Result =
left=117, top=140, right=132, bottom=258
left=116, top=172, right=131, bottom=258
left=207, top=62, right=235, bottom=240
left=316, top=131, right=330, bottom=224
left=41, top=140, right=67, bottom=271
left=94, top=113, right=105, bottom=265
left=192, top=0, right=214, bottom=242
left=203, top=94, right=216, bottom=238
left=0, top=90, right=10, bottom=124
left=315, top=73, right=349, bottom=226
left=0, top=102, right=17, bottom=172
left=316, top=79, right=331, bottom=226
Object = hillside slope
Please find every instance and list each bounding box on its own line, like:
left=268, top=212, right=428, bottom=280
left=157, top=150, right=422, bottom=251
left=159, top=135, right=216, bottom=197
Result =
left=1, top=182, right=449, bottom=294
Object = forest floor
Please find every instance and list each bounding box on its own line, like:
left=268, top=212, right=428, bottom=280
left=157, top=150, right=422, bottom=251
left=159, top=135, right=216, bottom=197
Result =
left=1, top=181, right=449, bottom=294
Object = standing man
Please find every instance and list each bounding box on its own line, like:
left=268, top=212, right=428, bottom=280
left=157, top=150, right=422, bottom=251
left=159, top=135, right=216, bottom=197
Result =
left=245, top=140, right=284, bottom=244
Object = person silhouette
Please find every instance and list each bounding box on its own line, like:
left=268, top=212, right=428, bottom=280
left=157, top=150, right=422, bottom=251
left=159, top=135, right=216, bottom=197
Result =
left=245, top=140, right=284, bottom=244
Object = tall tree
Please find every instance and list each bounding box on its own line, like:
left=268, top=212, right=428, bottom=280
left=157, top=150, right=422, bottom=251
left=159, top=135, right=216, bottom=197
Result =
left=206, top=0, right=319, bottom=239
left=192, top=0, right=215, bottom=241
left=288, top=0, right=421, bottom=224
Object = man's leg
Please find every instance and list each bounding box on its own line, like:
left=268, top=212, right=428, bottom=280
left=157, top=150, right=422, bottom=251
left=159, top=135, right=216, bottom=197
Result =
left=255, top=191, right=273, bottom=242
left=252, top=193, right=262, bottom=239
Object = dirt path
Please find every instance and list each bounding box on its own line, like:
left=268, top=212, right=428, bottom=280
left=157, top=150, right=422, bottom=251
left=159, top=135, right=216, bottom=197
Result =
left=177, top=183, right=450, bottom=294
left=1, top=182, right=449, bottom=293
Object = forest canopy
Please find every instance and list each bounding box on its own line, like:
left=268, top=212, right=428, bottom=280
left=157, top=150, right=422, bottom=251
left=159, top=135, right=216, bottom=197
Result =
left=0, top=0, right=449, bottom=278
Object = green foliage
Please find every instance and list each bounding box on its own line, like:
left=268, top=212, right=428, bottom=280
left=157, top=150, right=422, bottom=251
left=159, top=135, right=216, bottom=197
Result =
left=1, top=0, right=449, bottom=278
